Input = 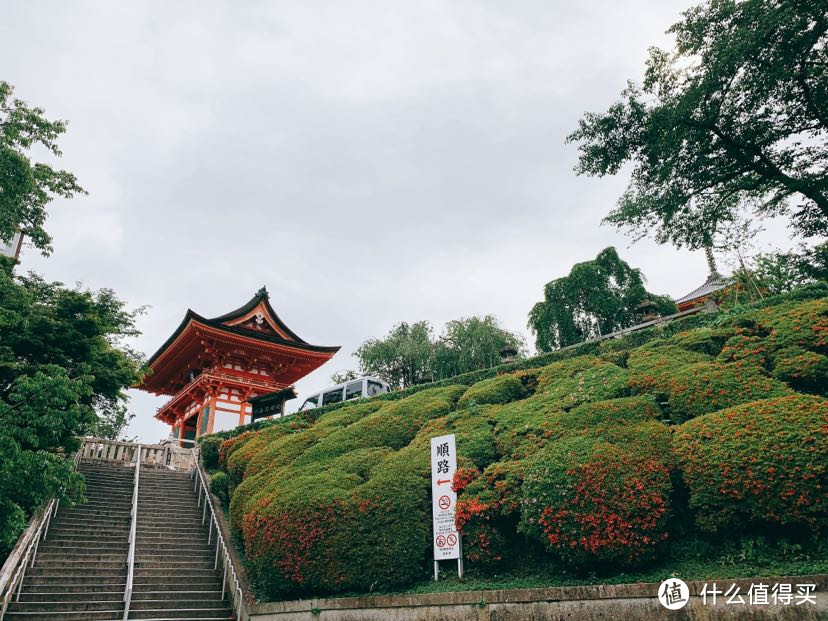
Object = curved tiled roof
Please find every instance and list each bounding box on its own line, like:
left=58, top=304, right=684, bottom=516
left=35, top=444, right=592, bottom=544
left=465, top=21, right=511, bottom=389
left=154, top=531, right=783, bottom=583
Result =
left=675, top=274, right=735, bottom=305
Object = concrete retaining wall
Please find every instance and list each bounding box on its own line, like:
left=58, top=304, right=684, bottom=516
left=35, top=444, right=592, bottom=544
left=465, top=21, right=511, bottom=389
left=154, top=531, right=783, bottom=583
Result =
left=246, top=575, right=828, bottom=621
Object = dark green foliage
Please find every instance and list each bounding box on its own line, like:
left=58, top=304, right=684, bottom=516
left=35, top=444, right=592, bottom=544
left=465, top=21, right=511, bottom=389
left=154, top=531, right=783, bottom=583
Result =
left=0, top=257, right=142, bottom=559
left=199, top=435, right=223, bottom=470
left=210, top=472, right=230, bottom=505
left=674, top=395, right=828, bottom=534
left=528, top=247, right=675, bottom=351
left=568, top=0, right=828, bottom=247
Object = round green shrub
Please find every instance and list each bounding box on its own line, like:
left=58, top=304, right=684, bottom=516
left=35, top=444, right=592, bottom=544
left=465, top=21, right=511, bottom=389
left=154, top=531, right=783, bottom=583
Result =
left=673, top=394, right=828, bottom=534
left=772, top=346, right=828, bottom=394
left=665, top=361, right=792, bottom=423
left=198, top=435, right=223, bottom=470
left=716, top=335, right=770, bottom=368
left=666, top=327, right=740, bottom=356
left=627, top=345, right=711, bottom=394
left=744, top=298, right=828, bottom=353
left=520, top=436, right=671, bottom=568
left=209, top=471, right=230, bottom=505
left=225, top=424, right=294, bottom=484
left=537, top=356, right=628, bottom=410
left=458, top=374, right=526, bottom=408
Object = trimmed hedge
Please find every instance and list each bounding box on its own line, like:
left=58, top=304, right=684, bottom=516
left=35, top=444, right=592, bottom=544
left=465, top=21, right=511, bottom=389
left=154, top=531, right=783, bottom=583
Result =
left=664, top=362, right=792, bottom=423
left=520, top=437, right=672, bottom=567
left=198, top=435, right=223, bottom=470
left=199, top=289, right=828, bottom=600
left=674, top=394, right=828, bottom=534
left=772, top=347, right=828, bottom=394
left=457, top=374, right=526, bottom=408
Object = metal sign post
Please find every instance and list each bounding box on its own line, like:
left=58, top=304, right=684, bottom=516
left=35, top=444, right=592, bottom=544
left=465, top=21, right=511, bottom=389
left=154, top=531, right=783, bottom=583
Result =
left=430, top=434, right=462, bottom=580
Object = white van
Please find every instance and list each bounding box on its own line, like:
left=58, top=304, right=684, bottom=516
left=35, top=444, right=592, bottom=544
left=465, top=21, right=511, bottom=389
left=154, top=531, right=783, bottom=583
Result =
left=299, top=376, right=390, bottom=411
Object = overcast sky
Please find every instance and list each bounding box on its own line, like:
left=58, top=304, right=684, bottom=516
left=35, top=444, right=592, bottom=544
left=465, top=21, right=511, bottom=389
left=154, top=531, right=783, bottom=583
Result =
left=3, top=1, right=800, bottom=442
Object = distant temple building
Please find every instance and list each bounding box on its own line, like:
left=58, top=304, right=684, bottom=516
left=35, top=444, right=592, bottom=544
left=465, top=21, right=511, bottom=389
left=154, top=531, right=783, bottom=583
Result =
left=139, top=287, right=339, bottom=443
left=675, top=247, right=735, bottom=311
left=0, top=230, right=24, bottom=261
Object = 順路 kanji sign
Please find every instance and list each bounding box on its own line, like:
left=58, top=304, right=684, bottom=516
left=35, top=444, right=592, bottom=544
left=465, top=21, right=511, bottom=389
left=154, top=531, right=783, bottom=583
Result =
left=430, top=434, right=460, bottom=561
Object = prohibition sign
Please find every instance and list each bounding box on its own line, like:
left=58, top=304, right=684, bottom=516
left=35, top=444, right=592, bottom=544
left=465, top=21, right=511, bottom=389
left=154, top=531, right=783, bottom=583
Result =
left=447, top=533, right=458, bottom=547
left=438, top=495, right=451, bottom=510
left=436, top=535, right=447, bottom=547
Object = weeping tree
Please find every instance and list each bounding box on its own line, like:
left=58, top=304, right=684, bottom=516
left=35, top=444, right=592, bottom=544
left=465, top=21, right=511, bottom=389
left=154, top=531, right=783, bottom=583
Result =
left=528, top=247, right=676, bottom=351
left=567, top=0, right=828, bottom=249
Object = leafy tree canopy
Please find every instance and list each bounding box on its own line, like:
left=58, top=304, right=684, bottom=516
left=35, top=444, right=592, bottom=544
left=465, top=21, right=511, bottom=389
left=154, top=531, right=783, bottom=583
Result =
left=0, top=256, right=143, bottom=555
left=568, top=0, right=828, bottom=248
left=355, top=316, right=525, bottom=389
left=0, top=81, right=85, bottom=254
left=528, top=247, right=676, bottom=351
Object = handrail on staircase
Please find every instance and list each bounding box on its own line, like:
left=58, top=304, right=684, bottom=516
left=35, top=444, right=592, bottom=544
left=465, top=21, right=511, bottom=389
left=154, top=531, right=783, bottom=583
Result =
left=190, top=446, right=244, bottom=619
left=0, top=446, right=83, bottom=621
left=123, top=444, right=142, bottom=621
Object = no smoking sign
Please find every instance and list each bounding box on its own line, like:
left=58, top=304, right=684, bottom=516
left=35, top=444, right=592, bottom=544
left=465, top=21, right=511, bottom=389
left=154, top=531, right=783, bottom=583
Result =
left=438, top=495, right=451, bottom=510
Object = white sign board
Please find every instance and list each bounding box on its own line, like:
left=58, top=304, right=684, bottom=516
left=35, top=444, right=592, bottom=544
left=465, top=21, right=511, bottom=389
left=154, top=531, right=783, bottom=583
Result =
left=430, top=434, right=460, bottom=561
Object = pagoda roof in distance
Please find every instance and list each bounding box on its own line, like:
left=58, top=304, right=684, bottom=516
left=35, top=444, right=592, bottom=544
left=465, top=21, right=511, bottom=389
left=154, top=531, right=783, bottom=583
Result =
left=675, top=273, right=735, bottom=305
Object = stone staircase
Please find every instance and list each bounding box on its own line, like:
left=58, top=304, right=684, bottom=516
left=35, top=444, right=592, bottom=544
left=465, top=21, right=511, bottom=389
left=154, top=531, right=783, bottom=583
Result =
left=4, top=462, right=233, bottom=621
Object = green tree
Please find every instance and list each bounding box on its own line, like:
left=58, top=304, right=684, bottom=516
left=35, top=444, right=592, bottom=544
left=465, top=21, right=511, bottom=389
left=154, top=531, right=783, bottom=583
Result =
left=433, top=315, right=525, bottom=379
left=0, top=258, right=143, bottom=557
left=0, top=81, right=85, bottom=254
left=528, top=247, right=676, bottom=351
left=722, top=241, right=828, bottom=304
left=329, top=369, right=359, bottom=385
left=355, top=321, right=434, bottom=389
left=567, top=0, right=828, bottom=249
left=355, top=317, right=525, bottom=388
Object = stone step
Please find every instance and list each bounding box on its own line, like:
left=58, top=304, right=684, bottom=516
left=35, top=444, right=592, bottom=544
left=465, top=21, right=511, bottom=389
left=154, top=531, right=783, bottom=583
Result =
left=31, top=558, right=126, bottom=568
left=3, top=608, right=124, bottom=620
left=26, top=566, right=127, bottom=579
left=134, top=560, right=217, bottom=570
left=136, top=544, right=216, bottom=555
left=45, top=535, right=128, bottom=545
left=23, top=576, right=127, bottom=587
left=128, top=610, right=232, bottom=620
left=17, top=591, right=124, bottom=603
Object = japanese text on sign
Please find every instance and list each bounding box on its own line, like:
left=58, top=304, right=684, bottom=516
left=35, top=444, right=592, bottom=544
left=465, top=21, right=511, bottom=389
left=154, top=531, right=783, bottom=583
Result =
left=431, top=434, right=460, bottom=561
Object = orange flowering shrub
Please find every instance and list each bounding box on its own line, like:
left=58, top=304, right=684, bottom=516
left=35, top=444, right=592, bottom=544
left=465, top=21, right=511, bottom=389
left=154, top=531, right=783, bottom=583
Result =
left=772, top=346, right=828, bottom=394
left=744, top=298, right=828, bottom=352
left=674, top=395, right=828, bottom=534
left=454, top=460, right=523, bottom=566
left=717, top=335, right=770, bottom=368
left=520, top=437, right=671, bottom=567
left=664, top=362, right=791, bottom=422
left=627, top=345, right=711, bottom=393
left=218, top=431, right=256, bottom=467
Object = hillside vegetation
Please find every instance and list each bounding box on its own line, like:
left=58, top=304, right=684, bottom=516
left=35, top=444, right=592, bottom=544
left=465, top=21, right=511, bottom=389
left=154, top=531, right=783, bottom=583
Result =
left=202, top=287, right=828, bottom=600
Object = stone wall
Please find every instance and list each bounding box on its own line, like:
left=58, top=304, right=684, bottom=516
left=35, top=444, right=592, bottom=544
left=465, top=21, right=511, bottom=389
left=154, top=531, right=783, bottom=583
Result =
left=245, top=575, right=827, bottom=621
